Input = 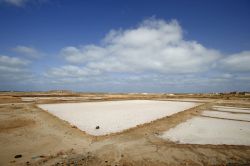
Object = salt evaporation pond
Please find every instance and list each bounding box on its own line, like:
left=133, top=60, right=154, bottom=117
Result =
left=160, top=116, right=250, bottom=145
left=202, top=110, right=250, bottom=121
left=38, top=100, right=199, bottom=136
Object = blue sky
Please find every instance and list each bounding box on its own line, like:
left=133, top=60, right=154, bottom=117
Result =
left=0, top=0, right=250, bottom=92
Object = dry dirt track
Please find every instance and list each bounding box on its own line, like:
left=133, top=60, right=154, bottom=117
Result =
left=0, top=94, right=250, bottom=166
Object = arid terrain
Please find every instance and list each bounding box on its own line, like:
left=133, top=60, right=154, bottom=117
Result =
left=1, top=92, right=250, bottom=166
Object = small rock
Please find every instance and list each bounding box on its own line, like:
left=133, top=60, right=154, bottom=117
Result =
left=71, top=125, right=77, bottom=128
left=154, top=132, right=159, bottom=135
left=14, top=154, right=22, bottom=158
left=96, top=126, right=100, bottom=129
left=39, top=155, right=46, bottom=158
left=57, top=150, right=64, bottom=155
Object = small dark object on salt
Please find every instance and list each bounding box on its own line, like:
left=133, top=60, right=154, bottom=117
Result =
left=96, top=126, right=100, bottom=129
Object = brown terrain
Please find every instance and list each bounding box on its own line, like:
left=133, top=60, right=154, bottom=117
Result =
left=0, top=92, right=250, bottom=166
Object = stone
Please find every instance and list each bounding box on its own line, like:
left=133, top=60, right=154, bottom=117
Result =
left=14, top=154, right=22, bottom=158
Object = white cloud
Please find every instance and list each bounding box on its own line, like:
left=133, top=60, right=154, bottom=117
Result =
left=0, top=55, right=29, bottom=66
left=1, top=0, right=27, bottom=6
left=0, top=55, right=32, bottom=82
left=0, top=0, right=47, bottom=7
left=45, top=65, right=100, bottom=78
left=2, top=18, right=248, bottom=92
left=13, top=45, right=41, bottom=58
left=61, top=18, right=221, bottom=75
left=61, top=45, right=106, bottom=63
left=220, top=51, right=250, bottom=72
left=40, top=18, right=250, bottom=92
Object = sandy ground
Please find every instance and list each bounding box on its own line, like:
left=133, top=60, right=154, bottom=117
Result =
left=0, top=93, right=250, bottom=165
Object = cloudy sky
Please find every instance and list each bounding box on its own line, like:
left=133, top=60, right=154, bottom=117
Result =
left=0, top=0, right=250, bottom=92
